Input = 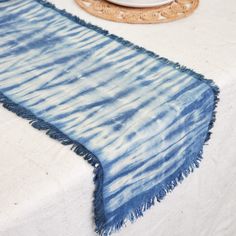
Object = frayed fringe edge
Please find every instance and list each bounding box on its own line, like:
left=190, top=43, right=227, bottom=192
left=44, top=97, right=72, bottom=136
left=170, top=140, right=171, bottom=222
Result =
left=98, top=153, right=208, bottom=236
left=98, top=88, right=219, bottom=236
left=0, top=92, right=106, bottom=234
left=100, top=85, right=219, bottom=235
left=0, top=0, right=220, bottom=235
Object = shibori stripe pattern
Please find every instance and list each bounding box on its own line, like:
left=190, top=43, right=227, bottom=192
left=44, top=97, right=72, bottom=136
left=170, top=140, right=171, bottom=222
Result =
left=0, top=0, right=219, bottom=235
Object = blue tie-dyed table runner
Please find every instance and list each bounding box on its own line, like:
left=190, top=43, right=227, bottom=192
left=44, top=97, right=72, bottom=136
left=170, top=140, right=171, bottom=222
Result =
left=0, top=0, right=219, bottom=235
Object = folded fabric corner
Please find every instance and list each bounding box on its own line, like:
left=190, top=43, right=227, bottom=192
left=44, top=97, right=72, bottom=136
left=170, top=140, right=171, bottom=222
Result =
left=0, top=0, right=219, bottom=235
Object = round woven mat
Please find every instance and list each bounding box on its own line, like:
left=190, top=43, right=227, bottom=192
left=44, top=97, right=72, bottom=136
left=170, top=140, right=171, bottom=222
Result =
left=75, top=0, right=199, bottom=24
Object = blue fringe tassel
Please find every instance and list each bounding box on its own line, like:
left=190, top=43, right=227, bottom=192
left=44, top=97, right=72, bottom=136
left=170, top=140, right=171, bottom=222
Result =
left=0, top=0, right=220, bottom=235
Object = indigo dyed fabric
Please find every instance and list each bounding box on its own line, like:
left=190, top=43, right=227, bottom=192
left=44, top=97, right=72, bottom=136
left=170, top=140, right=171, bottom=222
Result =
left=0, top=0, right=219, bottom=235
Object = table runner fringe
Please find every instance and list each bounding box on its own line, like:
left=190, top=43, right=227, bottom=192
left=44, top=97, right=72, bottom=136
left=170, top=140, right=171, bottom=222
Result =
left=0, top=92, right=105, bottom=235
left=0, top=0, right=220, bottom=235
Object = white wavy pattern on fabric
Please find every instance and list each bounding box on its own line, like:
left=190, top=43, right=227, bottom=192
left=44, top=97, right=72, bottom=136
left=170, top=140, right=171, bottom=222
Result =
left=0, top=0, right=216, bottom=235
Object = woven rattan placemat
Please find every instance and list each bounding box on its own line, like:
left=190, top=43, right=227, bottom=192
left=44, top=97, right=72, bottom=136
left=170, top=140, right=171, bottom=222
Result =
left=75, top=0, right=199, bottom=24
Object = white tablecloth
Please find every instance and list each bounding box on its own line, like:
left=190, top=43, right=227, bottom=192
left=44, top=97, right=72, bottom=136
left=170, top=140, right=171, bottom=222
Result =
left=0, top=0, right=236, bottom=235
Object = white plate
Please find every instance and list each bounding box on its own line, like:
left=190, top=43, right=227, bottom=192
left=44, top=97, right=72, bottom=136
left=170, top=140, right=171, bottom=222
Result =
left=106, top=0, right=174, bottom=8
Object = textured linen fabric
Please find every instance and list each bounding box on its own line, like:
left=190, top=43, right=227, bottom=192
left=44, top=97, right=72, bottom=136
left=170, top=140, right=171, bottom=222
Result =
left=0, top=0, right=235, bottom=236
left=0, top=0, right=219, bottom=235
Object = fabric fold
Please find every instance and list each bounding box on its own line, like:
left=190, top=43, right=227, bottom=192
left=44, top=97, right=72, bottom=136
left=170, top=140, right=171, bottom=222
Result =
left=0, top=0, right=219, bottom=235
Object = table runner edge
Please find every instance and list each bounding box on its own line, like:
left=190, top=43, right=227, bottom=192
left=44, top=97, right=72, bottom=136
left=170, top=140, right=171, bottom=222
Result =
left=0, top=0, right=220, bottom=235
